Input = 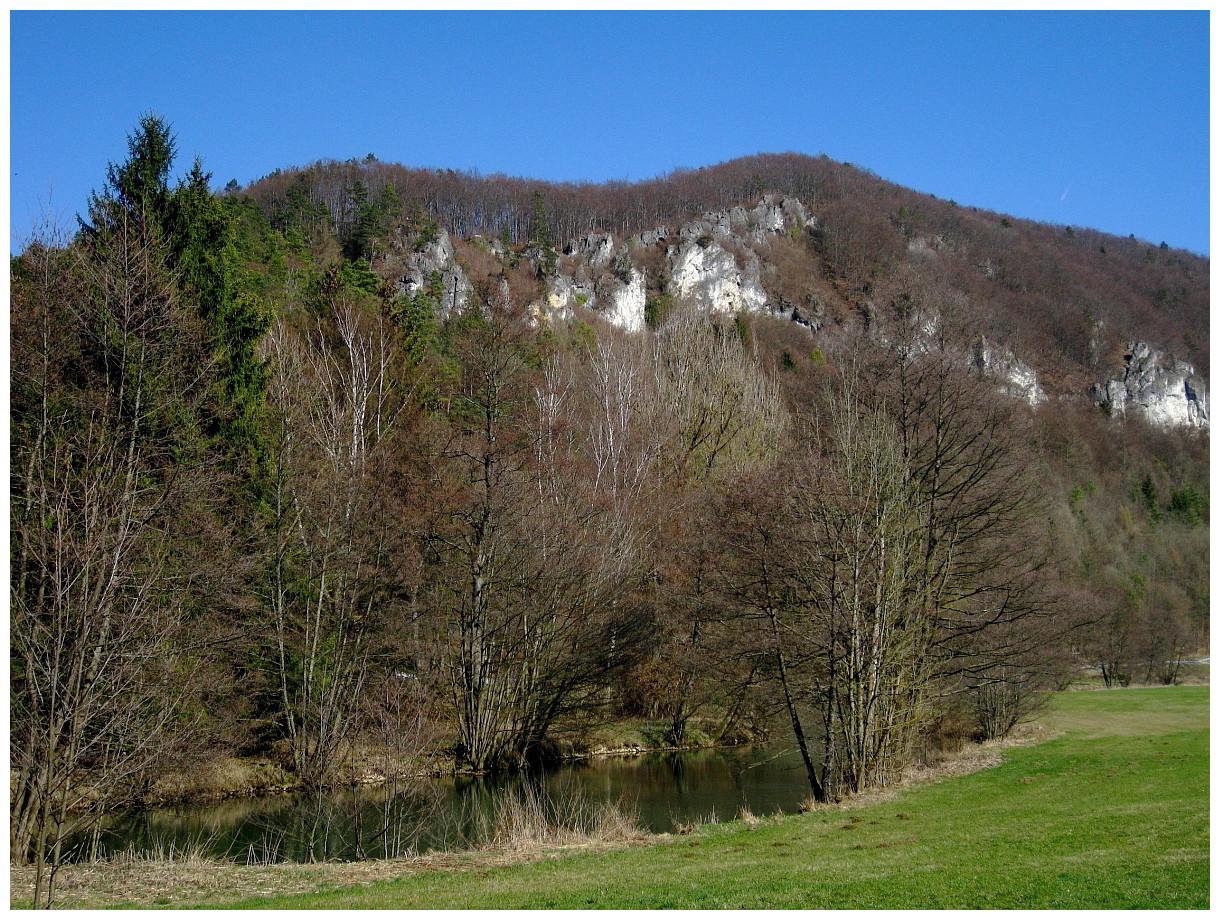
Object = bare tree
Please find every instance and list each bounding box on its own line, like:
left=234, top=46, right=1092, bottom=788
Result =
left=640, top=308, right=790, bottom=744
left=717, top=342, right=1065, bottom=802
left=10, top=215, right=220, bottom=906
left=264, top=286, right=406, bottom=791
left=650, top=306, right=788, bottom=482
left=715, top=375, right=926, bottom=802
left=797, top=381, right=928, bottom=795
left=421, top=300, right=649, bottom=771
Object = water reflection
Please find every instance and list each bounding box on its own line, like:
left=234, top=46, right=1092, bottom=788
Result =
left=78, top=744, right=809, bottom=863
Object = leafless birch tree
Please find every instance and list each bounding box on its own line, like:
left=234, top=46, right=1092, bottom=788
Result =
left=264, top=288, right=406, bottom=789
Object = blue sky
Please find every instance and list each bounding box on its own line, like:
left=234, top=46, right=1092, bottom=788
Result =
left=9, top=10, right=1211, bottom=254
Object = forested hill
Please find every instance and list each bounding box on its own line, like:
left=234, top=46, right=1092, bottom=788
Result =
left=241, top=151, right=1210, bottom=389
left=11, top=121, right=1209, bottom=895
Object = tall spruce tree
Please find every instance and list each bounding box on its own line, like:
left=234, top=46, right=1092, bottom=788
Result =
left=85, top=113, right=175, bottom=229
left=168, top=159, right=272, bottom=496
left=84, top=115, right=272, bottom=497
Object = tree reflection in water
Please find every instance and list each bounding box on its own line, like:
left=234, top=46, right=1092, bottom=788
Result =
left=71, top=744, right=810, bottom=863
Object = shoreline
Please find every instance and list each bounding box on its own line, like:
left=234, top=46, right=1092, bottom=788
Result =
left=7, top=714, right=1059, bottom=909
left=122, top=726, right=748, bottom=812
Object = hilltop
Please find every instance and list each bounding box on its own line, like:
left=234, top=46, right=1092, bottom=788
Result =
left=241, top=152, right=1209, bottom=426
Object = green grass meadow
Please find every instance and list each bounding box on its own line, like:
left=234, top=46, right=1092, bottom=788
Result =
left=196, top=686, right=1208, bottom=910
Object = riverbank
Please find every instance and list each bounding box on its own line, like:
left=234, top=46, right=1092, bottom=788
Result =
left=15, top=686, right=1207, bottom=909
left=5, top=725, right=1000, bottom=910
left=7, top=829, right=651, bottom=910
left=128, top=660, right=1210, bottom=809
left=123, top=717, right=740, bottom=810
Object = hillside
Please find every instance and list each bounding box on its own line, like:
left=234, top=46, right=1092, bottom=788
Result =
left=241, top=152, right=1210, bottom=409
left=10, top=123, right=1208, bottom=903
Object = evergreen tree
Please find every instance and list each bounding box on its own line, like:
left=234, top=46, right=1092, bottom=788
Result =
left=529, top=189, right=557, bottom=277
left=168, top=160, right=272, bottom=492
left=344, top=179, right=402, bottom=262
left=82, top=116, right=273, bottom=499
left=84, top=113, right=176, bottom=230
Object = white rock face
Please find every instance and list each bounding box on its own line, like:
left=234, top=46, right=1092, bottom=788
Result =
left=1092, top=342, right=1209, bottom=429
left=668, top=239, right=769, bottom=315
left=541, top=232, right=650, bottom=333
left=613, top=195, right=816, bottom=325
left=874, top=315, right=1046, bottom=408
left=687, top=195, right=814, bottom=244
left=393, top=229, right=472, bottom=317
left=970, top=337, right=1047, bottom=407
left=633, top=226, right=671, bottom=248
left=564, top=232, right=616, bottom=268
left=600, top=267, right=647, bottom=332
left=529, top=275, right=578, bottom=327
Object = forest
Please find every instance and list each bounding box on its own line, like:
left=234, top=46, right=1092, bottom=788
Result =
left=10, top=117, right=1209, bottom=905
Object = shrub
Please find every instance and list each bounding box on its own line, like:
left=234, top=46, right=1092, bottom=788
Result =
left=644, top=293, right=673, bottom=329
left=1168, top=484, right=1207, bottom=526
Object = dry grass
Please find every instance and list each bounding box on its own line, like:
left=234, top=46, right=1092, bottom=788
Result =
left=673, top=812, right=718, bottom=835
left=8, top=851, right=487, bottom=910
left=10, top=826, right=650, bottom=910
left=146, top=757, right=297, bottom=805
left=10, top=856, right=311, bottom=910
left=488, top=786, right=646, bottom=851
left=145, top=744, right=453, bottom=808
left=8, top=785, right=651, bottom=909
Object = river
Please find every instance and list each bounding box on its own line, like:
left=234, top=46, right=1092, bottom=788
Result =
left=79, top=744, right=813, bottom=863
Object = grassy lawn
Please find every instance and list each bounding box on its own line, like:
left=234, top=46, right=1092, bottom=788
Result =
left=193, top=686, right=1207, bottom=910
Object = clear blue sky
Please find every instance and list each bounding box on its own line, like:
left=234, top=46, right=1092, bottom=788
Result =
left=9, top=10, right=1211, bottom=254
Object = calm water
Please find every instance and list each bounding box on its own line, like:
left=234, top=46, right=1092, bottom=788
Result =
left=78, top=745, right=812, bottom=863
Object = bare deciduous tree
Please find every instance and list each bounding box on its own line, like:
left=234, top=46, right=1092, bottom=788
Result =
left=421, top=301, right=649, bottom=771
left=265, top=288, right=406, bottom=790
left=11, top=216, right=221, bottom=906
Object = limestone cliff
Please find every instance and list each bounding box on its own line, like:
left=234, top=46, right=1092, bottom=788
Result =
left=388, top=228, right=473, bottom=318
left=1091, top=342, right=1209, bottom=429
left=378, top=195, right=1205, bottom=432
left=970, top=337, right=1047, bottom=407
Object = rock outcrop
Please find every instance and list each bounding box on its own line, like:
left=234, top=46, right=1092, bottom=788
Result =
left=869, top=311, right=1048, bottom=408
left=598, top=266, right=646, bottom=332
left=970, top=337, right=1047, bottom=407
left=391, top=229, right=472, bottom=318
left=658, top=195, right=813, bottom=319
left=668, top=238, right=768, bottom=315
left=418, top=196, right=1205, bottom=430
left=1091, top=341, right=1209, bottom=429
left=525, top=194, right=825, bottom=333
left=533, top=233, right=648, bottom=332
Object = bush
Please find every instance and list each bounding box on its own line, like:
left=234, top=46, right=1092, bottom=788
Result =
left=489, top=786, right=644, bottom=850
left=970, top=670, right=1048, bottom=742
left=644, top=293, right=673, bottom=329
left=1169, top=485, right=1207, bottom=526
